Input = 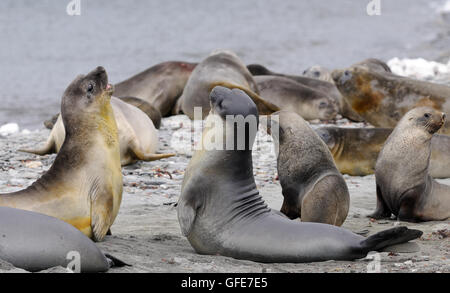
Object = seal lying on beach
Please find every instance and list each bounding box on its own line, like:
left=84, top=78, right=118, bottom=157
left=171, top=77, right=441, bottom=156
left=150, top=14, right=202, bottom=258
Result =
left=247, top=63, right=361, bottom=121
left=316, top=126, right=450, bottom=178
left=114, top=61, right=197, bottom=117
left=0, top=67, right=123, bottom=241
left=20, top=96, right=174, bottom=166
left=177, top=85, right=422, bottom=263
left=0, top=207, right=127, bottom=272
left=254, top=75, right=338, bottom=120
left=174, top=50, right=279, bottom=119
left=371, top=107, right=450, bottom=222
left=263, top=111, right=349, bottom=226
left=332, top=66, right=450, bottom=134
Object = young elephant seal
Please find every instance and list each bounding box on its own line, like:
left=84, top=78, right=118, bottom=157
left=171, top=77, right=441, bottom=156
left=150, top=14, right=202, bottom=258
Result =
left=263, top=111, right=349, bottom=226
left=332, top=66, right=450, bottom=134
left=0, top=207, right=127, bottom=272
left=372, top=107, right=450, bottom=222
left=247, top=64, right=362, bottom=121
left=114, top=61, right=197, bottom=117
left=20, top=96, right=174, bottom=166
left=177, top=85, right=422, bottom=263
left=0, top=67, right=123, bottom=241
left=316, top=126, right=450, bottom=178
left=254, top=75, right=338, bottom=120
left=174, top=50, right=279, bottom=119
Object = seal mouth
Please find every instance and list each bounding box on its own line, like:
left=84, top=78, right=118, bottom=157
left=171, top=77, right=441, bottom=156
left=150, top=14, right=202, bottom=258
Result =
left=105, top=83, right=114, bottom=96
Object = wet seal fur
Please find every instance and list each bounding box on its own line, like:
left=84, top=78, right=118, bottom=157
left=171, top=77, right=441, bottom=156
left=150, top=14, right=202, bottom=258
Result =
left=20, top=96, right=174, bottom=166
left=174, top=50, right=279, bottom=119
left=0, top=67, right=123, bottom=241
left=177, top=85, right=422, bottom=263
left=114, top=61, right=197, bottom=117
left=263, top=111, right=349, bottom=226
left=371, top=107, right=450, bottom=222
left=316, top=126, right=450, bottom=178
left=0, top=207, right=128, bottom=272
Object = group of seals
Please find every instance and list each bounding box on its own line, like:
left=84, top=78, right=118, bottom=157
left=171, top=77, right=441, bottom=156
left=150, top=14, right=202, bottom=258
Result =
left=316, top=126, right=450, bottom=178
left=174, top=50, right=280, bottom=119
left=371, top=107, right=450, bottom=222
left=21, top=96, right=175, bottom=166
left=1, top=67, right=123, bottom=242
left=263, top=111, right=349, bottom=225
left=177, top=86, right=421, bottom=263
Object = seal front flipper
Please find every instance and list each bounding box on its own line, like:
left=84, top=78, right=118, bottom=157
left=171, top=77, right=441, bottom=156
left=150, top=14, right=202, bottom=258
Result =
left=129, top=140, right=176, bottom=162
left=368, top=184, right=392, bottom=219
left=360, top=226, right=422, bottom=253
left=104, top=254, right=131, bottom=268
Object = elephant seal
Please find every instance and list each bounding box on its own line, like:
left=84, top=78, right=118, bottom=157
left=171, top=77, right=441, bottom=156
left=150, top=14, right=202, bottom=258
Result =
left=114, top=61, right=197, bottom=116
left=352, top=58, right=392, bottom=73
left=20, top=96, right=174, bottom=166
left=371, top=107, right=450, bottom=222
left=247, top=64, right=362, bottom=121
left=0, top=207, right=127, bottom=272
left=0, top=67, right=123, bottom=241
left=263, top=111, right=349, bottom=225
left=177, top=85, right=422, bottom=263
left=316, top=126, right=450, bottom=178
left=174, top=50, right=279, bottom=119
left=254, top=75, right=338, bottom=120
left=302, top=65, right=334, bottom=82
left=331, top=66, right=450, bottom=134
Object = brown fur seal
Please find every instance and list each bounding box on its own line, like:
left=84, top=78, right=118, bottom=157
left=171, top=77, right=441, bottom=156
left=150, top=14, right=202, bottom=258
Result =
left=0, top=67, right=123, bottom=241
left=247, top=64, right=362, bottom=121
left=20, top=96, right=174, bottom=166
left=177, top=85, right=422, bottom=263
left=331, top=66, right=450, bottom=134
left=254, top=76, right=338, bottom=120
left=174, top=50, right=279, bottom=119
left=263, top=111, right=349, bottom=226
left=316, top=126, right=450, bottom=178
left=371, top=107, right=450, bottom=222
left=114, top=61, right=197, bottom=117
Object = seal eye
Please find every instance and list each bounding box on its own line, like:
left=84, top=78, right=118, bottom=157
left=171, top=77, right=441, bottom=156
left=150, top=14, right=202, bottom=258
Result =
left=424, top=113, right=431, bottom=119
left=87, top=83, right=94, bottom=93
left=314, top=71, right=320, bottom=77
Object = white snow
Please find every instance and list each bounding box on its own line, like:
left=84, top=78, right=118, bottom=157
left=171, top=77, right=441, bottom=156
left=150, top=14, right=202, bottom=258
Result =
left=387, top=57, right=450, bottom=80
left=0, top=123, right=20, bottom=136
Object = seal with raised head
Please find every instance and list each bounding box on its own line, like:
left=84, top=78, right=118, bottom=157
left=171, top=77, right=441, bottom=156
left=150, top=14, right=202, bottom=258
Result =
left=114, top=61, right=197, bottom=117
left=177, top=85, right=422, bottom=263
left=20, top=96, right=174, bottom=166
left=174, top=50, right=279, bottom=119
left=247, top=64, right=362, bottom=121
left=371, top=107, right=450, bottom=222
left=254, top=75, right=338, bottom=120
left=0, top=67, right=122, bottom=241
left=316, top=126, right=450, bottom=178
left=0, top=207, right=128, bottom=272
left=263, top=111, right=349, bottom=226
left=332, top=66, right=450, bottom=134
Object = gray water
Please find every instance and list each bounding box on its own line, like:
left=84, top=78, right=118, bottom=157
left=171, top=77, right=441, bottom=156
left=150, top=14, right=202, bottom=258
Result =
left=1, top=0, right=449, bottom=129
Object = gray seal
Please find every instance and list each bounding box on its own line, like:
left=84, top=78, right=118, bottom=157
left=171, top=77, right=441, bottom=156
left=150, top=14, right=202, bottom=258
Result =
left=177, top=85, right=422, bottom=263
left=0, top=207, right=127, bottom=272
left=371, top=107, right=450, bottom=222
left=263, top=111, right=349, bottom=226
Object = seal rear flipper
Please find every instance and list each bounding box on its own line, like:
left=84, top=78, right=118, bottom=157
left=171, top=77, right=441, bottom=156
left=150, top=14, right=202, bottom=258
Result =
left=360, top=226, right=422, bottom=253
left=209, top=81, right=280, bottom=115
left=43, top=113, right=60, bottom=130
left=104, top=254, right=131, bottom=268
left=18, top=136, right=56, bottom=156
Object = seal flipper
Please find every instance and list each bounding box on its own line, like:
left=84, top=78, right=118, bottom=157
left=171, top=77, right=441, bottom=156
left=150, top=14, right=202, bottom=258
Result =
left=360, top=226, right=422, bottom=253
left=104, top=254, right=131, bottom=268
left=18, top=135, right=56, bottom=156
left=368, top=184, right=392, bottom=219
left=129, top=141, right=176, bottom=162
